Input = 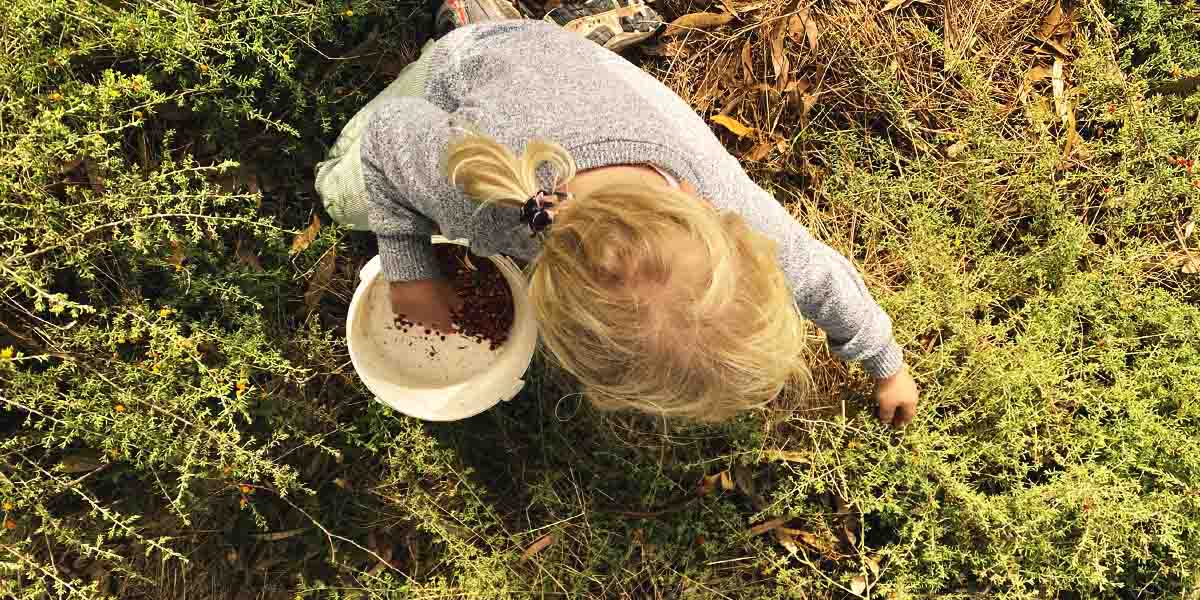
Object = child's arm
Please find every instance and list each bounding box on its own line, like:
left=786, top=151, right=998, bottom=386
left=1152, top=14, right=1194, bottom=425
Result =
left=736, top=182, right=917, bottom=425
left=361, top=98, right=463, bottom=331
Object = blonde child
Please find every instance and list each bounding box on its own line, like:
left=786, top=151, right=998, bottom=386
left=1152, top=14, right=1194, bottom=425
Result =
left=316, top=7, right=919, bottom=425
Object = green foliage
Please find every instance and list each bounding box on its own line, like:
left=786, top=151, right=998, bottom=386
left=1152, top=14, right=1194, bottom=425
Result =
left=2, top=0, right=1200, bottom=599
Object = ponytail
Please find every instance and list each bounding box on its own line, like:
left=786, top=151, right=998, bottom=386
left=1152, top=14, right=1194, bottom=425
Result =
left=445, top=134, right=577, bottom=209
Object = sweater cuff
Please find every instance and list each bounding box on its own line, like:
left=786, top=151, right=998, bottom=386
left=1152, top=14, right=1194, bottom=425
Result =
left=377, top=235, right=440, bottom=282
left=862, top=340, right=905, bottom=380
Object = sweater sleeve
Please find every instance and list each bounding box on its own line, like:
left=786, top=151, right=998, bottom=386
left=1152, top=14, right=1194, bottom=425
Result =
left=741, top=185, right=905, bottom=380
left=360, top=97, right=453, bottom=283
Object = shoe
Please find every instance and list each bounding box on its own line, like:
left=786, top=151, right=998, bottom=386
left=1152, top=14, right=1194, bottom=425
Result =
left=434, top=0, right=523, bottom=34
left=543, top=0, right=662, bottom=52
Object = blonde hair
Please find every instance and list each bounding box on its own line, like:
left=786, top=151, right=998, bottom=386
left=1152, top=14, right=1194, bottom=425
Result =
left=445, top=134, right=810, bottom=421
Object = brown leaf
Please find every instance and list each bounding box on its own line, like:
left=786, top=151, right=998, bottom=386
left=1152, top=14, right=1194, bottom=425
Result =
left=745, top=141, right=773, bottom=162
left=698, top=472, right=724, bottom=495
left=304, top=248, right=337, bottom=311
left=235, top=238, right=264, bottom=272
left=1038, top=1, right=1070, bottom=39
left=1183, top=257, right=1200, bottom=274
left=664, top=12, right=735, bottom=36
left=522, top=534, right=555, bottom=560
left=769, top=20, right=789, bottom=85
left=717, top=0, right=737, bottom=15
left=1185, top=220, right=1196, bottom=240
left=719, top=469, right=735, bottom=492
left=748, top=516, right=788, bottom=537
left=800, top=91, right=818, bottom=121
left=850, top=575, right=867, bottom=596
left=711, top=114, right=755, bottom=138
left=291, top=214, right=321, bottom=255
left=740, top=40, right=754, bottom=83
left=1034, top=34, right=1073, bottom=58
left=880, top=0, right=912, bottom=12
left=787, top=10, right=818, bottom=53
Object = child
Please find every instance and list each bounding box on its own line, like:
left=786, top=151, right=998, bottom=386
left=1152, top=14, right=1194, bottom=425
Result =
left=315, top=4, right=919, bottom=425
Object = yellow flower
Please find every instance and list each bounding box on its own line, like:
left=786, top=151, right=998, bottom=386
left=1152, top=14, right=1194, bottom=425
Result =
left=114, top=403, right=126, bottom=413
left=198, top=63, right=209, bottom=73
left=343, top=8, right=354, bottom=16
left=2, top=501, right=12, bottom=511
left=239, top=497, right=248, bottom=509
left=239, top=484, right=253, bottom=495
left=158, top=308, right=173, bottom=318
left=235, top=380, right=248, bottom=396
left=48, top=92, right=63, bottom=102
left=0, top=347, right=13, bottom=360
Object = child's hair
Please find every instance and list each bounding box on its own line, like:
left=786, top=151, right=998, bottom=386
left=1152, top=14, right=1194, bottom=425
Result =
left=446, top=133, right=810, bottom=421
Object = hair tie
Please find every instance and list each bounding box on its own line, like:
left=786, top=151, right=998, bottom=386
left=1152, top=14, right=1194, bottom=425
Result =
left=520, top=190, right=569, bottom=236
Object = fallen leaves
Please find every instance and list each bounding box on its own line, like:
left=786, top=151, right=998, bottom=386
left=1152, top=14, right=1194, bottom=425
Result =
left=291, top=214, right=321, bottom=255
left=711, top=114, right=756, bottom=138
left=850, top=575, right=868, bottom=596
left=664, top=12, right=735, bottom=36
left=880, top=0, right=913, bottom=13
left=522, top=534, right=555, bottom=560
left=787, top=9, right=819, bottom=53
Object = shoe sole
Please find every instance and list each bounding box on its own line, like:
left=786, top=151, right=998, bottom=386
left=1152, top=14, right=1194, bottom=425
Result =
left=546, top=1, right=661, bottom=52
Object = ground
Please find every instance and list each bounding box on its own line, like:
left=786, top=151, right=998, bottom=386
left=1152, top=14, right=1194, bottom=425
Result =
left=1, top=0, right=1199, bottom=598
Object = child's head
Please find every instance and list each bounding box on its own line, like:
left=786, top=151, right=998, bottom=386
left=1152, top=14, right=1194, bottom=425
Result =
left=446, top=134, right=810, bottom=421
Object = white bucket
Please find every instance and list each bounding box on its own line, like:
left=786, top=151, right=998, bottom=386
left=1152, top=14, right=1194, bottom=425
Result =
left=346, top=236, right=538, bottom=421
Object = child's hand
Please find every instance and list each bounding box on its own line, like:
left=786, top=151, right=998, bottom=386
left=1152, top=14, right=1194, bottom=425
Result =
left=388, top=279, right=464, bottom=334
left=875, top=366, right=918, bottom=428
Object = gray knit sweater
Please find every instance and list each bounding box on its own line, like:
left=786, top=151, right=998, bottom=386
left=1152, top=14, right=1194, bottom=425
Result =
left=360, top=20, right=904, bottom=378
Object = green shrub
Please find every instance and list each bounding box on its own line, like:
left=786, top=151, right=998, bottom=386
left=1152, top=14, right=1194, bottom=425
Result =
left=2, top=0, right=1199, bottom=598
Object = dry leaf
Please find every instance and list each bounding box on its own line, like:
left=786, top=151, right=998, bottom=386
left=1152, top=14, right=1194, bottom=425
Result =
left=748, top=516, right=789, bottom=537
left=522, top=534, right=555, bottom=560
left=746, top=141, right=773, bottom=161
left=1035, top=34, right=1073, bottom=58
left=769, top=20, right=789, bottom=85
left=880, top=0, right=911, bottom=12
left=787, top=10, right=818, bottom=52
left=304, top=248, right=337, bottom=311
left=719, top=470, right=735, bottom=492
left=1052, top=59, right=1068, bottom=122
left=711, top=114, right=755, bottom=138
left=291, top=214, right=321, bottom=255
left=946, top=140, right=968, bottom=158
left=717, top=0, right=737, bottom=15
left=1185, top=220, right=1196, bottom=240
left=740, top=40, right=754, bottom=83
left=664, top=12, right=735, bottom=36
left=698, top=472, right=724, bottom=495
left=1183, top=258, right=1200, bottom=274
left=1038, top=1, right=1069, bottom=39
left=235, top=238, right=264, bottom=272
left=850, top=575, right=867, bottom=596
left=800, top=91, right=818, bottom=120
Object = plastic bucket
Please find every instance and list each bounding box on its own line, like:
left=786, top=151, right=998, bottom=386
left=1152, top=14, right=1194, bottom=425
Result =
left=346, top=236, right=537, bottom=421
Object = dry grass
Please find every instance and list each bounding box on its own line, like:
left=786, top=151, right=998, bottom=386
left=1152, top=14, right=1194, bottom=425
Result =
left=645, top=0, right=1084, bottom=170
